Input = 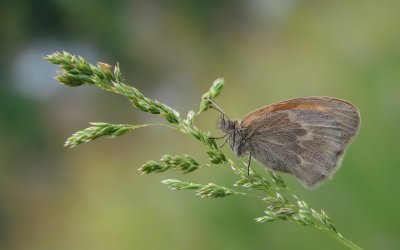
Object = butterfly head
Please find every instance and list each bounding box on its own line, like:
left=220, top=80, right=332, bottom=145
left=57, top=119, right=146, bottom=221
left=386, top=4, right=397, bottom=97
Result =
left=217, top=115, right=237, bottom=133
left=217, top=116, right=249, bottom=157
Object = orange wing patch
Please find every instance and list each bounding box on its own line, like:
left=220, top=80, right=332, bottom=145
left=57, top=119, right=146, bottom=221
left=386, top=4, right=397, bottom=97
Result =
left=241, top=97, right=356, bottom=127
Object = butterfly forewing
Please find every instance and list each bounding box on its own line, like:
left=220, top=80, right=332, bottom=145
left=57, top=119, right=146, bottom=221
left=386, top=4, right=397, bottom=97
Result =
left=241, top=97, right=360, bottom=187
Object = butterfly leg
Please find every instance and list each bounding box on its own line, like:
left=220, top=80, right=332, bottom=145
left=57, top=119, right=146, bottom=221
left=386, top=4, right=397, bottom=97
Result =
left=209, top=134, right=229, bottom=148
left=209, top=133, right=228, bottom=140
left=218, top=137, right=229, bottom=149
left=247, top=153, right=252, bottom=176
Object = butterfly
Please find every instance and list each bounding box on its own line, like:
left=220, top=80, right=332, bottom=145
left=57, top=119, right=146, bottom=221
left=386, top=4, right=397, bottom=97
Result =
left=215, top=96, right=360, bottom=188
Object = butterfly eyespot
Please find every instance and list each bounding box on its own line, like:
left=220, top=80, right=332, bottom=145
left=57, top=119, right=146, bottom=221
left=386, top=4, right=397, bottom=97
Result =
left=335, top=150, right=343, bottom=156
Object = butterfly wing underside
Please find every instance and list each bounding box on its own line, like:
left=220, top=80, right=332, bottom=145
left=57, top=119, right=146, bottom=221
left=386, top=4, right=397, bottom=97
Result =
left=241, top=97, right=360, bottom=187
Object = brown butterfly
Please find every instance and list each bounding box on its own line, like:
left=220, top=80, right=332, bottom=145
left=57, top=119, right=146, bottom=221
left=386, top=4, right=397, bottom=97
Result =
left=215, top=97, right=360, bottom=188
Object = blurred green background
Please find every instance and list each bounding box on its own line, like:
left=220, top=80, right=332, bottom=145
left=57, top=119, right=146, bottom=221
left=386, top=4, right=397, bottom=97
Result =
left=1, top=1, right=399, bottom=249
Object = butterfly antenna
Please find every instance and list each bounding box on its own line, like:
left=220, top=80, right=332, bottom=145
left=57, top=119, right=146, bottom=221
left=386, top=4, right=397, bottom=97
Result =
left=247, top=154, right=252, bottom=176
left=208, top=99, right=231, bottom=120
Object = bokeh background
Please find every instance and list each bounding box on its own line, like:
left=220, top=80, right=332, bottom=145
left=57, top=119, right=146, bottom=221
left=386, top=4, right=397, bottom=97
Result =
left=1, top=1, right=399, bottom=249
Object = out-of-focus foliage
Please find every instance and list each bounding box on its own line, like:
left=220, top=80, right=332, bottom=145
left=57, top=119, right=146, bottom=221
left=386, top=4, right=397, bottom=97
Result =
left=1, top=1, right=399, bottom=250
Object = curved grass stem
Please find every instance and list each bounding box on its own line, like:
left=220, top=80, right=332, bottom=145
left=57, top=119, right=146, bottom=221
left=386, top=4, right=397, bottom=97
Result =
left=47, top=51, right=362, bottom=250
